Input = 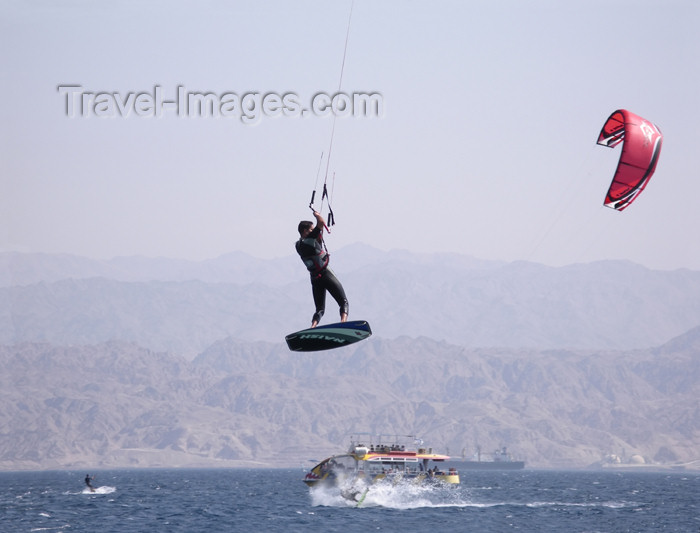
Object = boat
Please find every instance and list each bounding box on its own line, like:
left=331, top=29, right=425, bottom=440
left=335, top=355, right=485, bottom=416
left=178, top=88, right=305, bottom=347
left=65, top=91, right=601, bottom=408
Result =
left=456, top=446, right=525, bottom=470
left=303, top=435, right=460, bottom=493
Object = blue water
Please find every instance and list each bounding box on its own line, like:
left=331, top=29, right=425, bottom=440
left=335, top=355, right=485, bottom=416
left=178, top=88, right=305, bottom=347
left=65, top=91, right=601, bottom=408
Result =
left=0, top=469, right=697, bottom=532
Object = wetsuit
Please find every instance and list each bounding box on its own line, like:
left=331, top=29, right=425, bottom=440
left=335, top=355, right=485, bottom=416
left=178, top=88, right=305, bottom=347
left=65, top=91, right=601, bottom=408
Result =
left=296, top=226, right=349, bottom=324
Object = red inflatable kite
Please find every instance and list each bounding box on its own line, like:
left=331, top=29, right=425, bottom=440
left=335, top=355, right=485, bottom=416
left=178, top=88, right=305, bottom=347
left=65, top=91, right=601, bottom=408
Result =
left=597, top=109, right=663, bottom=211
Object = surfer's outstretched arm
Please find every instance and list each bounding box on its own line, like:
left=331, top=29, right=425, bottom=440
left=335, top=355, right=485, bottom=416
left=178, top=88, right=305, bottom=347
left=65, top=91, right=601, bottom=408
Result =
left=311, top=210, right=326, bottom=232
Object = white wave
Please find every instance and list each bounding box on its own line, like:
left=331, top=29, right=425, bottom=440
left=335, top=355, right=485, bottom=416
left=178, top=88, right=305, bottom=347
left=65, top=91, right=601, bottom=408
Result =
left=81, top=486, right=116, bottom=495
left=310, top=477, right=471, bottom=509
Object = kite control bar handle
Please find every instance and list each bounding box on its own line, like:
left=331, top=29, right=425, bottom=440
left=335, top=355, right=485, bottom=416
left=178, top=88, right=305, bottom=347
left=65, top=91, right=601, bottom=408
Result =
left=307, top=188, right=334, bottom=231
left=307, top=190, right=330, bottom=232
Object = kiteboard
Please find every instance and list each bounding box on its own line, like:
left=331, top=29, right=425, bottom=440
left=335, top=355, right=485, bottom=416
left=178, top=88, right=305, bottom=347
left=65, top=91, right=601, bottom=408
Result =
left=355, top=487, right=370, bottom=508
left=285, top=320, right=372, bottom=352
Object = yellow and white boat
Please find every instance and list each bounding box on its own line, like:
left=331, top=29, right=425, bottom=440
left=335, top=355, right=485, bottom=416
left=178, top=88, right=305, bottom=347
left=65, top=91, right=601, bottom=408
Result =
left=303, top=435, right=460, bottom=489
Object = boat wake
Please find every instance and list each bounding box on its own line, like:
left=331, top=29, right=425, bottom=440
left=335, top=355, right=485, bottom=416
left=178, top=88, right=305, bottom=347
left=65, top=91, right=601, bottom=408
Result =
left=310, top=478, right=468, bottom=509
left=311, top=481, right=639, bottom=512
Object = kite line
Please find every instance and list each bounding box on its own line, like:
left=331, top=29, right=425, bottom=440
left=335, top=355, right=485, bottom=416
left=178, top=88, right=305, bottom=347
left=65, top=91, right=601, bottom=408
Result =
left=308, top=0, right=354, bottom=231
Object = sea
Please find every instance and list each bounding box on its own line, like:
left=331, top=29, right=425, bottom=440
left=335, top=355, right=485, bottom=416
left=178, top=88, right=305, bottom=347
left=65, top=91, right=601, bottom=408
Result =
left=0, top=468, right=698, bottom=533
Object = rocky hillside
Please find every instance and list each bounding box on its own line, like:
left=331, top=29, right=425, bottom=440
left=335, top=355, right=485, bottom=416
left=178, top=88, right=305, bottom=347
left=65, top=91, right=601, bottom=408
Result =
left=1, top=329, right=698, bottom=471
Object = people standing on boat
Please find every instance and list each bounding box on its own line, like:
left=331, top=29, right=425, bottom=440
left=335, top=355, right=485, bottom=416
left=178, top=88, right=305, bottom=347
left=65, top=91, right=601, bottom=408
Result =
left=296, top=210, right=349, bottom=327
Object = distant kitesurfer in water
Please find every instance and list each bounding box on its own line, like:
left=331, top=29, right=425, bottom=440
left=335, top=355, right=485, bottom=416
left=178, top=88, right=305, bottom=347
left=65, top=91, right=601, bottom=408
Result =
left=296, top=210, right=349, bottom=327
left=85, top=474, right=95, bottom=492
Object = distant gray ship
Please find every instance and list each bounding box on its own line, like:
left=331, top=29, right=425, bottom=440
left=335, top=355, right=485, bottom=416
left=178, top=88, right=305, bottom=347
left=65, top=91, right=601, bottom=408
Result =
left=455, top=446, right=525, bottom=470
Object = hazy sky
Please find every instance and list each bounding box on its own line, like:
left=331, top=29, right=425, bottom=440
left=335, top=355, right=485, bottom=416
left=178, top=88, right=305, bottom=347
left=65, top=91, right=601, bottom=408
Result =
left=2, top=0, right=699, bottom=270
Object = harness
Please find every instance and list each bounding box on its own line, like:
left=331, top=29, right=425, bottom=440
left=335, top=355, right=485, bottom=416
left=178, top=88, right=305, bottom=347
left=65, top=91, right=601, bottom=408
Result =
left=296, top=230, right=329, bottom=278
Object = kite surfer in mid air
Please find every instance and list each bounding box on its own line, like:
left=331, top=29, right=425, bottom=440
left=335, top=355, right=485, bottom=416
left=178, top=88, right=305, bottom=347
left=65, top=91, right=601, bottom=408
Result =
left=296, top=210, right=349, bottom=328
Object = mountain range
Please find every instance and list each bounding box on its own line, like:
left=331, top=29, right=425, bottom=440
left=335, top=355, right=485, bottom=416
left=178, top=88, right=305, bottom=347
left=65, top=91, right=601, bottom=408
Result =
left=3, top=245, right=700, bottom=356
left=1, top=246, right=699, bottom=471
left=1, top=330, right=698, bottom=471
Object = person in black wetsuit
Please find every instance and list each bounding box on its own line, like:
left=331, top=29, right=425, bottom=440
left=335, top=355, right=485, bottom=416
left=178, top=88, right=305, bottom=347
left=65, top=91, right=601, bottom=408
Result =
left=296, top=210, right=349, bottom=327
left=85, top=474, right=95, bottom=491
